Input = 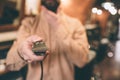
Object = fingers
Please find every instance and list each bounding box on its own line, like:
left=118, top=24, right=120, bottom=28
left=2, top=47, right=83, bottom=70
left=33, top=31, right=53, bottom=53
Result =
left=18, top=35, right=49, bottom=63
left=26, top=35, right=43, bottom=43
left=21, top=46, right=46, bottom=62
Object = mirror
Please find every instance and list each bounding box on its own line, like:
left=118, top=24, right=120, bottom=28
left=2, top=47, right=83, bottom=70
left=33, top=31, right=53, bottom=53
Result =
left=0, top=0, right=24, bottom=32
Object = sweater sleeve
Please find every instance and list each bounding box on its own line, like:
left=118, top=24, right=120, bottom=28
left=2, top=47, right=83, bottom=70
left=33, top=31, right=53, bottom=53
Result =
left=6, top=17, right=33, bottom=71
left=63, top=25, right=89, bottom=68
left=57, top=13, right=89, bottom=68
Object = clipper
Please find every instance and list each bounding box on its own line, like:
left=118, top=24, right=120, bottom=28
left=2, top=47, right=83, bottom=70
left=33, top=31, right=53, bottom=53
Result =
left=32, top=41, right=48, bottom=56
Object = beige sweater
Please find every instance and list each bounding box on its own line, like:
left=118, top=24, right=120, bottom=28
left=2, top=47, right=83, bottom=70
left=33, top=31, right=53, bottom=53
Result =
left=6, top=7, right=89, bottom=80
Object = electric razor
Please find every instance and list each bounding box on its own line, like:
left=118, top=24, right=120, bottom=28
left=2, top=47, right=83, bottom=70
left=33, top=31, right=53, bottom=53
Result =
left=32, top=41, right=48, bottom=56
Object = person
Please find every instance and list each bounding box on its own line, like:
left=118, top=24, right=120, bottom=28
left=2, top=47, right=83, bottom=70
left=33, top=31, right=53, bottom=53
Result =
left=57, top=0, right=96, bottom=80
left=6, top=0, right=89, bottom=80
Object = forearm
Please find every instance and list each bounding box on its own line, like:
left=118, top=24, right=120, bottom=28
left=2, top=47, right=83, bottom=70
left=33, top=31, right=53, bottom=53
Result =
left=6, top=42, right=27, bottom=71
left=63, top=34, right=89, bottom=68
left=6, top=18, right=32, bottom=71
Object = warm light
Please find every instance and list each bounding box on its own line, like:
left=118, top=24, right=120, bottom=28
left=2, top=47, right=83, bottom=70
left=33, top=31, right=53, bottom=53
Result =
left=101, top=2, right=117, bottom=15
left=61, top=0, right=69, bottom=4
left=25, top=0, right=40, bottom=15
left=102, top=2, right=114, bottom=10
left=97, top=9, right=103, bottom=15
left=118, top=9, right=120, bottom=15
left=60, top=0, right=71, bottom=6
left=107, top=52, right=113, bottom=58
left=118, top=18, right=120, bottom=39
left=92, top=8, right=103, bottom=15
left=115, top=41, right=120, bottom=63
left=92, top=7, right=98, bottom=13
left=108, top=7, right=117, bottom=15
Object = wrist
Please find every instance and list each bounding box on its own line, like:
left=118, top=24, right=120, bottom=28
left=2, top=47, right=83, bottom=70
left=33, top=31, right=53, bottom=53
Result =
left=17, top=49, right=25, bottom=61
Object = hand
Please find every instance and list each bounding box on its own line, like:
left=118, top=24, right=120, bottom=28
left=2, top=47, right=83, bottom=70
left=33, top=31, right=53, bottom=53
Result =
left=17, top=35, right=48, bottom=63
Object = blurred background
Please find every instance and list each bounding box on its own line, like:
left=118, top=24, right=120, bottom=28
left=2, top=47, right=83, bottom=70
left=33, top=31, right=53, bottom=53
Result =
left=0, top=0, right=120, bottom=80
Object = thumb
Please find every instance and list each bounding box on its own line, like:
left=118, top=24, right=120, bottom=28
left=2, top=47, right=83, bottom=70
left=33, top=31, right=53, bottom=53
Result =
left=27, top=35, right=43, bottom=43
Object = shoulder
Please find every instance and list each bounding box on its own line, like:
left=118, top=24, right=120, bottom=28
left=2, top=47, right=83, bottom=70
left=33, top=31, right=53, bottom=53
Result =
left=21, top=17, right=35, bottom=28
left=57, top=11, right=85, bottom=32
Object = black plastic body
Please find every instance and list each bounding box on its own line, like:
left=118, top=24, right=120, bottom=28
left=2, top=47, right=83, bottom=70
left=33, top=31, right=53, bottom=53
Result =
left=32, top=41, right=47, bottom=56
